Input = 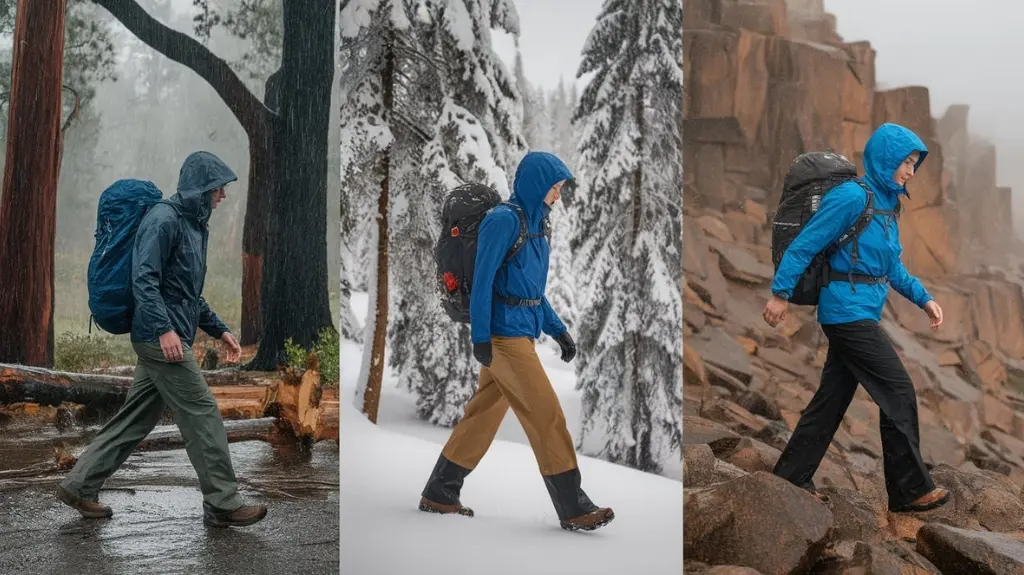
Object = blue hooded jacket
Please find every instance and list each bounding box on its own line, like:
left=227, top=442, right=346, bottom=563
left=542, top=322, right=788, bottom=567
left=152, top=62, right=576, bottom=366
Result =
left=131, top=151, right=237, bottom=346
left=771, top=123, right=933, bottom=325
left=469, top=151, right=570, bottom=344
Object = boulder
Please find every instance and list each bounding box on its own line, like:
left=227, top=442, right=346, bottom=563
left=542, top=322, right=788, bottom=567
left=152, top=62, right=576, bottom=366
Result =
left=912, top=465, right=1024, bottom=533
left=917, top=524, right=1024, bottom=575
left=684, top=472, right=834, bottom=575
left=690, top=327, right=754, bottom=384
left=684, top=443, right=749, bottom=488
left=817, top=541, right=940, bottom=575
left=710, top=241, right=775, bottom=284
left=686, top=415, right=742, bottom=446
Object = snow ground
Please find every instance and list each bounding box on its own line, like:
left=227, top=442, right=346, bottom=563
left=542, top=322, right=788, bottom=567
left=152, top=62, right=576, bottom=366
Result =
left=340, top=292, right=683, bottom=574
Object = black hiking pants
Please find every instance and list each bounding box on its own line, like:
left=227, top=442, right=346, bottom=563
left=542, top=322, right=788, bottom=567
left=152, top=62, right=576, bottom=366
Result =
left=772, top=320, right=934, bottom=510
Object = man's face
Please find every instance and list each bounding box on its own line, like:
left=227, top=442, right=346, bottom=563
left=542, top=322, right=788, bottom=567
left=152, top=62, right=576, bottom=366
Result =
left=894, top=151, right=920, bottom=187
left=210, top=187, right=226, bottom=209
left=544, top=180, right=565, bottom=206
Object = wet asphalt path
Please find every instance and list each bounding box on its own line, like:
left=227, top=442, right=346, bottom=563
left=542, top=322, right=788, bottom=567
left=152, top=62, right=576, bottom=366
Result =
left=0, top=436, right=339, bottom=575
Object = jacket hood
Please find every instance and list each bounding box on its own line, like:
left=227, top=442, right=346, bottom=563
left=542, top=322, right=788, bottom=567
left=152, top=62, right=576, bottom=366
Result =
left=170, top=151, right=237, bottom=222
left=863, top=123, right=928, bottom=198
left=510, top=151, right=573, bottom=227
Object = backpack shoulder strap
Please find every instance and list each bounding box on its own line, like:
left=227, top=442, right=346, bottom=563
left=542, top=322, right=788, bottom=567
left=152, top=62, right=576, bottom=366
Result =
left=828, top=178, right=874, bottom=262
left=500, top=202, right=530, bottom=265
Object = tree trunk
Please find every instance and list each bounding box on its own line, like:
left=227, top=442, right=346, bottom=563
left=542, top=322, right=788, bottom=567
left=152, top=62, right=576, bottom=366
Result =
left=0, top=363, right=280, bottom=408
left=0, top=0, right=68, bottom=367
left=240, top=70, right=282, bottom=346
left=361, top=37, right=396, bottom=425
left=250, top=1, right=336, bottom=370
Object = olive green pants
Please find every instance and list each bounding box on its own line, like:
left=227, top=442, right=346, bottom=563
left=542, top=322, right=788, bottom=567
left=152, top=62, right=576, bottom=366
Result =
left=60, top=342, right=243, bottom=513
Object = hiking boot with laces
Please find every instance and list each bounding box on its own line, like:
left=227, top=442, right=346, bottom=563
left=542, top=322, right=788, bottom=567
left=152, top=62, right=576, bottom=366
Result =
left=203, top=504, right=268, bottom=528
left=56, top=484, right=113, bottom=519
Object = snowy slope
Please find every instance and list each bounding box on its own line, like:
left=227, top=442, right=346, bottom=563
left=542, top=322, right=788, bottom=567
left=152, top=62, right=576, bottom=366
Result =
left=346, top=292, right=683, bottom=481
left=340, top=293, right=683, bottom=574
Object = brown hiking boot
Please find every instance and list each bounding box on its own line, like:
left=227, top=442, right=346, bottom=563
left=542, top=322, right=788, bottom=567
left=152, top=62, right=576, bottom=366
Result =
left=418, top=496, right=474, bottom=517
left=203, top=504, right=268, bottom=528
left=561, top=507, right=614, bottom=532
left=56, top=485, right=113, bottom=519
left=891, top=487, right=950, bottom=513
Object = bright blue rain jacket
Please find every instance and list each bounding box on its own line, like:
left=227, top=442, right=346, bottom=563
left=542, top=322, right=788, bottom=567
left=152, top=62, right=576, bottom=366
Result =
left=771, top=123, right=934, bottom=325
left=469, top=151, right=570, bottom=344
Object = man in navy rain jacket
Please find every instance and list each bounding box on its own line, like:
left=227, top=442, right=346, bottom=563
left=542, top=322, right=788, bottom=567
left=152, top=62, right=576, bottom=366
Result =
left=764, top=123, right=950, bottom=513
left=419, top=151, right=614, bottom=532
left=57, top=152, right=268, bottom=528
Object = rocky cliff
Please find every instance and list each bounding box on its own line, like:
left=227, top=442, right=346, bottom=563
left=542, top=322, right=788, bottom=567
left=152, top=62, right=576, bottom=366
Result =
left=683, top=1, right=1024, bottom=573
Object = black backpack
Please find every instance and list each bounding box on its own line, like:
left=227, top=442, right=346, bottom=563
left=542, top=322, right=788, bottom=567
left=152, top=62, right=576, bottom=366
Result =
left=771, top=151, right=897, bottom=306
left=435, top=183, right=550, bottom=323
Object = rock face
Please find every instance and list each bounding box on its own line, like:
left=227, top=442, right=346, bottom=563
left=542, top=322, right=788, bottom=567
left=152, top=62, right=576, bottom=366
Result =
left=684, top=472, right=834, bottom=575
left=917, top=524, right=1024, bottom=575
left=684, top=2, right=1024, bottom=573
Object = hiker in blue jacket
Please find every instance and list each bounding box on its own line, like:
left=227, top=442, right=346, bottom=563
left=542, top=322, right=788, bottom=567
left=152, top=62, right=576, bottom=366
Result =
left=419, top=151, right=614, bottom=532
left=58, top=151, right=267, bottom=528
left=763, top=123, right=950, bottom=513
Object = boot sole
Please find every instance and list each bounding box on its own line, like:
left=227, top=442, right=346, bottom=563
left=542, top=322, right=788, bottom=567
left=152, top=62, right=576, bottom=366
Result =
left=560, top=510, right=615, bottom=532
left=55, top=486, right=112, bottom=519
left=418, top=500, right=474, bottom=517
left=203, top=507, right=268, bottom=528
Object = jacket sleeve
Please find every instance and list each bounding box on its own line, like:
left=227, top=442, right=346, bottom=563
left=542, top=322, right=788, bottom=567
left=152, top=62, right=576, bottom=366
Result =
left=771, top=183, right=868, bottom=299
left=540, top=296, right=567, bottom=337
left=198, top=296, right=230, bottom=339
left=131, top=211, right=176, bottom=337
left=888, top=252, right=933, bottom=308
left=469, top=209, right=519, bottom=344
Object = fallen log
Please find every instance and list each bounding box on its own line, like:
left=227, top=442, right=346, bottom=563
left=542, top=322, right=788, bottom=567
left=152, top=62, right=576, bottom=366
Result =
left=134, top=417, right=280, bottom=452
left=0, top=363, right=280, bottom=409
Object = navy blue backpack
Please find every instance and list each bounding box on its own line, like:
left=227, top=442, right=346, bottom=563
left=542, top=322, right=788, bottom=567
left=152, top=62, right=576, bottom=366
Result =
left=87, top=179, right=164, bottom=334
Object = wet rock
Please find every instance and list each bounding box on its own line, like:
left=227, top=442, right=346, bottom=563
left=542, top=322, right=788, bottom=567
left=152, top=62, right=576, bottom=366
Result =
left=718, top=436, right=781, bottom=474
left=820, top=488, right=887, bottom=544
left=964, top=279, right=1024, bottom=361
left=911, top=465, right=1024, bottom=532
left=704, top=399, right=770, bottom=436
left=709, top=241, right=775, bottom=285
left=685, top=415, right=741, bottom=446
left=959, top=341, right=1008, bottom=396
left=706, top=363, right=752, bottom=395
left=690, top=327, right=754, bottom=384
left=684, top=472, right=834, bottom=575
left=982, top=394, right=1016, bottom=436
left=685, top=215, right=710, bottom=279
left=699, top=214, right=737, bottom=243
left=736, top=389, right=783, bottom=421
left=916, top=523, right=1024, bottom=575
left=685, top=343, right=708, bottom=386
left=816, top=541, right=940, bottom=575
left=684, top=443, right=748, bottom=488
left=887, top=284, right=970, bottom=344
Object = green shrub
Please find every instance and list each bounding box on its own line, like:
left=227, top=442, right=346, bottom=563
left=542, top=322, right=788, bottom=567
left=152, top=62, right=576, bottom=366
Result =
left=55, top=331, right=136, bottom=372
left=283, top=327, right=340, bottom=387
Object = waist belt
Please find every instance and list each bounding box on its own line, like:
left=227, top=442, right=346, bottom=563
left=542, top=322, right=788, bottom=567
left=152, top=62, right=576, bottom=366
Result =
left=494, top=294, right=542, bottom=307
left=827, top=270, right=888, bottom=285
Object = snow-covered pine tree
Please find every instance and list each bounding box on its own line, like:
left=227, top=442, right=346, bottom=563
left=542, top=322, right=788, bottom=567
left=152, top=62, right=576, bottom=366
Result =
left=399, top=0, right=528, bottom=426
left=338, top=0, right=419, bottom=419
left=571, top=0, right=683, bottom=473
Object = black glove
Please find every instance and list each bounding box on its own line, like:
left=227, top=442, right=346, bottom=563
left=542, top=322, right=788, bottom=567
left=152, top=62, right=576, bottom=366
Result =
left=554, top=332, right=577, bottom=363
left=473, top=342, right=493, bottom=367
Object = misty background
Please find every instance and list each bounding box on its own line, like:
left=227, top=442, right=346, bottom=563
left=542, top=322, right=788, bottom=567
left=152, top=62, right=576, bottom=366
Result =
left=0, top=0, right=340, bottom=350
left=826, top=0, right=1024, bottom=238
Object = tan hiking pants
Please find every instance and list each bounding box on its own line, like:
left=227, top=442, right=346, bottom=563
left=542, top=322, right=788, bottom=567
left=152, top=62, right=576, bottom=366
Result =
left=441, top=336, right=579, bottom=476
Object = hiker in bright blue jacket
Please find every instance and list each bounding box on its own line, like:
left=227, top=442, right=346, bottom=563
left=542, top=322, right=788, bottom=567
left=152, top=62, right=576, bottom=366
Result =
left=764, top=123, right=950, bottom=513
left=58, top=152, right=267, bottom=528
left=419, top=151, right=614, bottom=532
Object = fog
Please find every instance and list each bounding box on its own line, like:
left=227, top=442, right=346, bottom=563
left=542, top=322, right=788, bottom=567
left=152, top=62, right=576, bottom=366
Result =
left=826, top=0, right=1024, bottom=237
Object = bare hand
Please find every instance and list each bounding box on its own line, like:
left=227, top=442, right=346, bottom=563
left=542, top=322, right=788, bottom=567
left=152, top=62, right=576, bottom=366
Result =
left=763, top=295, right=789, bottom=328
left=221, top=332, right=242, bottom=364
left=159, top=330, right=184, bottom=362
left=924, top=300, right=943, bottom=329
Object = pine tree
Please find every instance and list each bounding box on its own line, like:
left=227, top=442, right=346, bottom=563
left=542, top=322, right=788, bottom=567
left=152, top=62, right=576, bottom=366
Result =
left=572, top=0, right=683, bottom=473
left=399, top=0, right=527, bottom=426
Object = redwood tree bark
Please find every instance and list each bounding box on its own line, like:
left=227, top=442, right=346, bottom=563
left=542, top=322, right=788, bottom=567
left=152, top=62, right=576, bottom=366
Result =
left=250, top=0, right=335, bottom=370
left=0, top=0, right=69, bottom=366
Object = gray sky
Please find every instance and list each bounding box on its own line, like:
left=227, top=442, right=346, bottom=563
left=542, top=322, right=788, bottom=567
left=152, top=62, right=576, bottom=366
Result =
left=826, top=0, right=1023, bottom=198
left=492, top=0, right=603, bottom=90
